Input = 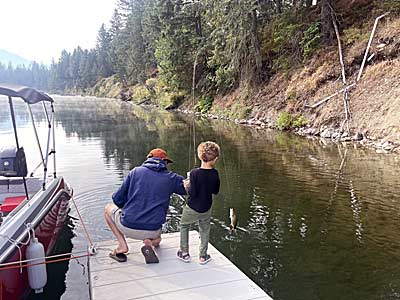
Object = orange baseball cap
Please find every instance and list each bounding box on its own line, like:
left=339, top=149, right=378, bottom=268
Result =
left=147, top=148, right=173, bottom=163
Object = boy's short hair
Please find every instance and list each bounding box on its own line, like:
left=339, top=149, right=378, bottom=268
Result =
left=197, top=141, right=220, bottom=162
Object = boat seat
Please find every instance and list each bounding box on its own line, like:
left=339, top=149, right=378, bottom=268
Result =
left=0, top=196, right=26, bottom=214
left=0, top=177, right=42, bottom=205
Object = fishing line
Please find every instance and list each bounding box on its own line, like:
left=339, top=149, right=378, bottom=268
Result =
left=217, top=122, right=232, bottom=198
left=188, top=123, right=192, bottom=171
left=192, top=117, right=197, bottom=167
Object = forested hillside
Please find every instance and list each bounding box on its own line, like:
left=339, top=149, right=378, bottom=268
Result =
left=1, top=0, right=399, bottom=144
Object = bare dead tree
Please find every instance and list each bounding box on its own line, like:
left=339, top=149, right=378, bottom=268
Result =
left=329, top=4, right=351, bottom=132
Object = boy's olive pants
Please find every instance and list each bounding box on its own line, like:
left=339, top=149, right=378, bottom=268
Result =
left=179, top=205, right=212, bottom=257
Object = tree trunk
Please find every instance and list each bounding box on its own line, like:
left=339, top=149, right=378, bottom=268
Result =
left=251, top=8, right=262, bottom=84
left=320, top=0, right=335, bottom=42
left=274, top=0, right=282, bottom=14
left=195, top=11, right=202, bottom=36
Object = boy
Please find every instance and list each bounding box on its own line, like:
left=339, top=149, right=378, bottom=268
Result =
left=177, top=141, right=220, bottom=264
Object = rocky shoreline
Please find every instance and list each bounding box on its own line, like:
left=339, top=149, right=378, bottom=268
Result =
left=175, top=108, right=399, bottom=154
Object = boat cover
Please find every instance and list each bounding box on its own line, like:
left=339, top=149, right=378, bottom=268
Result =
left=0, top=84, right=53, bottom=104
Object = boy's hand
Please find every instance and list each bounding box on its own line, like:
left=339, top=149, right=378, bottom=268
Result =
left=183, top=178, right=190, bottom=191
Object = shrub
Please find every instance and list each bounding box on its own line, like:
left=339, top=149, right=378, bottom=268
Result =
left=211, top=66, right=236, bottom=93
left=145, top=78, right=158, bottom=90
left=131, top=85, right=151, bottom=103
left=292, top=115, right=309, bottom=128
left=300, top=21, right=321, bottom=58
left=277, top=112, right=308, bottom=130
left=277, top=112, right=294, bottom=130
left=195, top=95, right=214, bottom=113
left=343, top=27, right=369, bottom=45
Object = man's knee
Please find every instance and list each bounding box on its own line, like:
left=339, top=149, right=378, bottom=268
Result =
left=104, top=203, right=117, bottom=223
left=105, top=203, right=116, bottom=213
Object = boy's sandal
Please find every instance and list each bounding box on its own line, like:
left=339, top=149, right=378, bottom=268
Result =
left=177, top=250, right=191, bottom=263
left=199, top=254, right=212, bottom=265
left=141, top=245, right=159, bottom=264
left=109, top=249, right=127, bottom=263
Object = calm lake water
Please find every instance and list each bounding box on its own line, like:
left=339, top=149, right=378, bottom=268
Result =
left=1, top=96, right=399, bottom=300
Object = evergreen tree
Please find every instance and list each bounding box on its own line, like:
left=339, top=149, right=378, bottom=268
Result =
left=154, top=0, right=204, bottom=91
left=96, top=24, right=114, bottom=78
left=206, top=0, right=263, bottom=91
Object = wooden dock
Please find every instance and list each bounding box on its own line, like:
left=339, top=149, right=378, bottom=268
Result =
left=89, top=231, right=273, bottom=300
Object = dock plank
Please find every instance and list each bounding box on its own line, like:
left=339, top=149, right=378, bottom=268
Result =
left=89, top=231, right=272, bottom=300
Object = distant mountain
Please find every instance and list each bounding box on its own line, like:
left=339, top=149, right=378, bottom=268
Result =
left=0, top=49, right=32, bottom=67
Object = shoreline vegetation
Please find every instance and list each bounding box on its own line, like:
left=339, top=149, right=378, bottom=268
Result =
left=1, top=1, right=399, bottom=153
left=175, top=108, right=400, bottom=154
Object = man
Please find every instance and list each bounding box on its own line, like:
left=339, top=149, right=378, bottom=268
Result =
left=104, top=148, right=186, bottom=263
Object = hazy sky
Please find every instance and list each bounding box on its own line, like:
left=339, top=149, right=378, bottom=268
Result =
left=0, top=0, right=116, bottom=64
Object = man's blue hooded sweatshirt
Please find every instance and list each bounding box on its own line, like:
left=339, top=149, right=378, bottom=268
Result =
left=112, top=157, right=186, bottom=231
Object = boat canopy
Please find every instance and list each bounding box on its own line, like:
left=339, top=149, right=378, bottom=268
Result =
left=0, top=84, right=53, bottom=104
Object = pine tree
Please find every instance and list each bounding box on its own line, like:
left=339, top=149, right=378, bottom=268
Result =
left=96, top=24, right=114, bottom=78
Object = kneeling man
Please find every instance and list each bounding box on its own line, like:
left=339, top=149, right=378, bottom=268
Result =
left=105, top=148, right=186, bottom=263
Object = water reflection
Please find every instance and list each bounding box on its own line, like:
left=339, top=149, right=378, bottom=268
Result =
left=1, top=96, right=399, bottom=300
